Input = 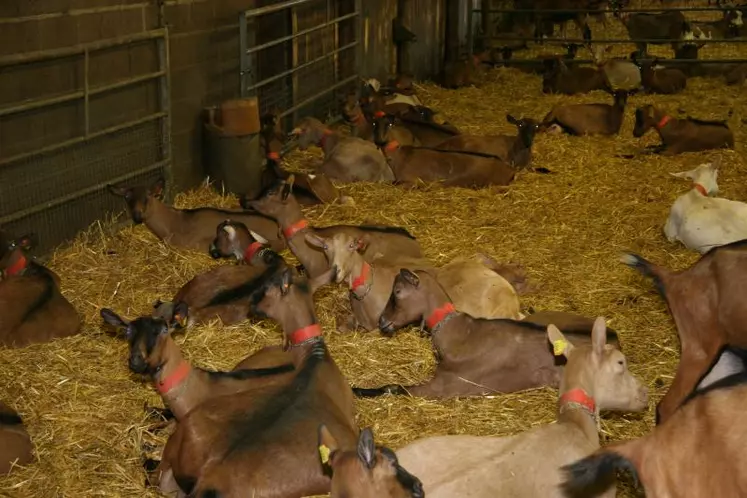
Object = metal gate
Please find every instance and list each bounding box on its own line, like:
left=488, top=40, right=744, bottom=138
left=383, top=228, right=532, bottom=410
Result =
left=239, top=0, right=361, bottom=131
left=0, top=29, right=172, bottom=255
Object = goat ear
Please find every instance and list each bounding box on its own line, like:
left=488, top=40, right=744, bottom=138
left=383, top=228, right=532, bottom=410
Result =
left=547, top=324, right=575, bottom=359
left=670, top=169, right=695, bottom=180
left=357, top=428, right=376, bottom=469
left=282, top=176, right=294, bottom=201
left=318, top=424, right=339, bottom=466
left=591, top=317, right=608, bottom=360
left=506, top=114, right=520, bottom=125
left=305, top=233, right=327, bottom=249
left=172, top=301, right=189, bottom=329
left=355, top=234, right=371, bottom=252
left=150, top=178, right=166, bottom=199
left=280, top=268, right=293, bottom=296
left=249, top=230, right=269, bottom=245
left=100, top=308, right=131, bottom=337
left=399, top=269, right=420, bottom=288
left=16, top=233, right=37, bottom=250
left=107, top=184, right=129, bottom=197
left=222, top=223, right=237, bottom=241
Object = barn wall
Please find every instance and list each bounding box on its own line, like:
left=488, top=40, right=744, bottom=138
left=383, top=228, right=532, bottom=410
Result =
left=399, top=0, right=446, bottom=80
left=359, top=0, right=398, bottom=82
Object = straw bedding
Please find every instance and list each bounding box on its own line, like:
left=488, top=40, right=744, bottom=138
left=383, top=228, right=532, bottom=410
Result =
left=2, top=18, right=747, bottom=498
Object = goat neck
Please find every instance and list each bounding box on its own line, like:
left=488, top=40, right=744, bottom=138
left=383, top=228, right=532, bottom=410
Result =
left=3, top=251, right=29, bottom=277
left=556, top=356, right=600, bottom=445
left=346, top=256, right=373, bottom=300
left=692, top=182, right=709, bottom=197
left=319, top=128, right=339, bottom=157
left=142, top=196, right=184, bottom=242
left=152, top=338, right=208, bottom=420
left=420, top=282, right=459, bottom=334
left=276, top=299, right=325, bottom=364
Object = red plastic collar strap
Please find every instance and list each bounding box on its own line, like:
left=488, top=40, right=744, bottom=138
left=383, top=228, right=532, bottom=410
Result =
left=287, top=323, right=323, bottom=346
left=351, top=262, right=371, bottom=292
left=374, top=111, right=386, bottom=118
left=656, top=115, right=672, bottom=130
left=425, top=302, right=457, bottom=330
left=4, top=254, right=28, bottom=277
left=559, top=388, right=596, bottom=415
left=283, top=219, right=309, bottom=239
left=693, top=183, right=708, bottom=196
left=267, top=151, right=281, bottom=160
left=244, top=241, right=264, bottom=262
left=319, top=129, right=334, bottom=148
left=384, top=141, right=400, bottom=153
left=156, top=361, right=191, bottom=394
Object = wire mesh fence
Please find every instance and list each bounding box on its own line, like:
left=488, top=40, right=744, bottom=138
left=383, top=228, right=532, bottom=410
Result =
left=0, top=30, right=171, bottom=256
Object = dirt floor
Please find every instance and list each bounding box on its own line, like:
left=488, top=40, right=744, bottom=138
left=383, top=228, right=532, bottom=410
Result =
left=1, top=15, right=747, bottom=498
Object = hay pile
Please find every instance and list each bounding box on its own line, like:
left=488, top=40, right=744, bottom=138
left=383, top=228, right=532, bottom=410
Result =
left=2, top=27, right=747, bottom=498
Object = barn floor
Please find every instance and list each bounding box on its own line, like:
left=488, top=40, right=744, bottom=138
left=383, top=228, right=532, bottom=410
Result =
left=2, top=61, right=747, bottom=496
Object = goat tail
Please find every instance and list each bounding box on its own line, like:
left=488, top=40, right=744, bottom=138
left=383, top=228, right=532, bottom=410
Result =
left=620, top=252, right=670, bottom=296
left=561, top=448, right=640, bottom=497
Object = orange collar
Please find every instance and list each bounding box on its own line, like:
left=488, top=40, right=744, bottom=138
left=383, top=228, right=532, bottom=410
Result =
left=267, top=151, right=281, bottom=160
left=283, top=219, right=309, bottom=239
left=374, top=110, right=386, bottom=118
left=655, top=115, right=672, bottom=130
left=693, top=183, right=708, bottom=196
left=244, top=241, right=264, bottom=262
left=287, top=323, right=323, bottom=346
left=4, top=254, right=28, bottom=277
left=351, top=262, right=371, bottom=293
left=425, top=302, right=457, bottom=330
left=384, top=140, right=400, bottom=153
left=319, top=129, right=334, bottom=148
left=156, top=360, right=192, bottom=394
left=559, top=388, right=596, bottom=415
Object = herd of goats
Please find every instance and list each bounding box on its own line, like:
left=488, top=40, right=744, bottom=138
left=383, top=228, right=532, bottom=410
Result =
left=2, top=4, right=747, bottom=498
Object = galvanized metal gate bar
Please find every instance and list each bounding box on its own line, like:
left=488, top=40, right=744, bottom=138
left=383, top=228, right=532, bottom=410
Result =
left=239, top=0, right=360, bottom=120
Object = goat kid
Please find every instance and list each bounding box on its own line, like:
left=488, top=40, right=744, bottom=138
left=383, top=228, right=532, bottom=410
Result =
left=108, top=177, right=283, bottom=252
left=633, top=104, right=735, bottom=154
left=395, top=318, right=648, bottom=498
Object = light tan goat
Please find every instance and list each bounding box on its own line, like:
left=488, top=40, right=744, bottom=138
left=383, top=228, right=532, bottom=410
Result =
left=395, top=318, right=649, bottom=498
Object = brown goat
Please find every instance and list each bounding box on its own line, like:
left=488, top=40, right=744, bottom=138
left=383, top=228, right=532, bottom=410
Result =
left=382, top=141, right=516, bottom=189
left=372, top=113, right=421, bottom=147
left=152, top=221, right=288, bottom=328
left=541, top=90, right=629, bottom=136
left=373, top=112, right=460, bottom=148
left=638, top=58, right=687, bottom=94
left=101, top=266, right=358, bottom=497
left=343, top=93, right=374, bottom=141
left=562, top=346, right=747, bottom=498
left=542, top=59, right=607, bottom=95
left=319, top=426, right=424, bottom=498
left=108, top=177, right=284, bottom=252
left=353, top=269, right=618, bottom=398
left=245, top=178, right=422, bottom=279
left=633, top=105, right=735, bottom=155
left=433, top=114, right=540, bottom=168
left=0, top=401, right=34, bottom=474
left=290, top=117, right=394, bottom=183
left=0, top=234, right=81, bottom=347
left=621, top=243, right=747, bottom=424
left=305, top=231, right=522, bottom=332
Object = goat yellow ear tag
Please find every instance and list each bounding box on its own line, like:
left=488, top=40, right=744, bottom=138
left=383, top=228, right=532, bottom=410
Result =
left=553, top=339, right=568, bottom=357
left=318, top=444, right=331, bottom=464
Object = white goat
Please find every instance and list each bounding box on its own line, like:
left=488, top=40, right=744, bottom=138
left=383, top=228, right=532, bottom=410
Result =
left=664, top=162, right=747, bottom=253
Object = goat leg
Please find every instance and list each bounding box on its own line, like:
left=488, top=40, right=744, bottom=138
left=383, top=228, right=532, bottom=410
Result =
left=657, top=348, right=720, bottom=424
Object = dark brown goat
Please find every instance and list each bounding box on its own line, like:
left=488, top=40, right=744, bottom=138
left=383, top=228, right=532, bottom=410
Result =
left=108, top=177, right=284, bottom=252
left=562, top=346, right=747, bottom=498
left=617, top=11, right=691, bottom=55
left=433, top=114, right=540, bottom=168
left=245, top=177, right=422, bottom=279
left=638, top=58, right=687, bottom=94
left=319, top=426, right=424, bottom=498
left=0, top=234, right=81, bottom=348
left=633, top=105, right=734, bottom=155
left=542, top=59, right=607, bottom=95
left=101, top=266, right=358, bottom=497
left=382, top=141, right=516, bottom=189
left=152, top=221, right=287, bottom=327
left=541, top=90, right=628, bottom=136
left=621, top=243, right=747, bottom=424
left=0, top=401, right=33, bottom=474
left=353, top=269, right=617, bottom=398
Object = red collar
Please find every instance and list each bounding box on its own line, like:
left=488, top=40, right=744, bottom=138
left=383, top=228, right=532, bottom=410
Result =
left=693, top=183, right=708, bottom=196
left=351, top=262, right=371, bottom=293
left=287, top=323, right=323, bottom=346
left=655, top=115, right=672, bottom=130
left=4, top=254, right=28, bottom=276
left=384, top=140, right=400, bottom=153
left=267, top=151, right=281, bottom=160
left=156, top=360, right=192, bottom=394
left=283, top=219, right=309, bottom=239
left=319, top=129, right=334, bottom=149
left=244, top=241, right=264, bottom=262
left=374, top=111, right=386, bottom=118
left=425, top=302, right=457, bottom=329
left=559, top=388, right=596, bottom=415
